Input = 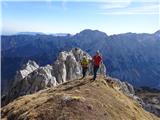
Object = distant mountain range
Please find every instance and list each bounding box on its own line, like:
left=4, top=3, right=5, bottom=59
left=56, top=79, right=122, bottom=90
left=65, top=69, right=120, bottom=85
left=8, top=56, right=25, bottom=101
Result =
left=1, top=29, right=160, bottom=93
left=8, top=32, right=71, bottom=36
left=16, top=32, right=46, bottom=35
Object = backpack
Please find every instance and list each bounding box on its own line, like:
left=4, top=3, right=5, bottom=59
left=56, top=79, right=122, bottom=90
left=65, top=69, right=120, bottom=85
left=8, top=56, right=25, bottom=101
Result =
left=81, top=58, right=89, bottom=68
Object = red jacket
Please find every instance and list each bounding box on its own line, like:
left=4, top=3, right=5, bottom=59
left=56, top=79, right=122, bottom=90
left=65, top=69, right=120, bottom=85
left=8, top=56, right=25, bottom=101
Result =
left=92, top=55, right=102, bottom=66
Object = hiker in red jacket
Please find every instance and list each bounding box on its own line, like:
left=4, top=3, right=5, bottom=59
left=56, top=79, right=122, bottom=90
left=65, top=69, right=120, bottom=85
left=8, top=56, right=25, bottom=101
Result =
left=92, top=50, right=102, bottom=80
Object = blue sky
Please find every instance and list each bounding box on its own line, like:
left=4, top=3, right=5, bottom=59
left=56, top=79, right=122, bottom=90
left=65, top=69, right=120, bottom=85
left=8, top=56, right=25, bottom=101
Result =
left=1, top=0, right=160, bottom=35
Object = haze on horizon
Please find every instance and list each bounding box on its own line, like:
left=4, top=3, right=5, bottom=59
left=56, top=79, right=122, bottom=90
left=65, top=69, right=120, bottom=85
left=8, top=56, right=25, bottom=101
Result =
left=1, top=0, right=160, bottom=35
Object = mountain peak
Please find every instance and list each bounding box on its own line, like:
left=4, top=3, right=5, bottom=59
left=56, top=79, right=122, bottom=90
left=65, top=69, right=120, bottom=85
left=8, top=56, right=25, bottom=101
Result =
left=1, top=76, right=159, bottom=120
left=78, top=29, right=108, bottom=37
left=154, top=30, right=160, bottom=36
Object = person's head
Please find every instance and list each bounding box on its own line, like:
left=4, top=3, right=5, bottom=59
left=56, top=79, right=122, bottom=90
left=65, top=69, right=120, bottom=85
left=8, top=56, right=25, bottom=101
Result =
left=96, top=50, right=100, bottom=55
left=82, top=56, right=87, bottom=61
left=83, top=53, right=87, bottom=56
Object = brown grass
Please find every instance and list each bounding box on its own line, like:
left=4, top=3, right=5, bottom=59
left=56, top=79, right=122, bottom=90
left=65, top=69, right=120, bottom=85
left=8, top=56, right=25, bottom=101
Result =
left=1, top=75, right=160, bottom=120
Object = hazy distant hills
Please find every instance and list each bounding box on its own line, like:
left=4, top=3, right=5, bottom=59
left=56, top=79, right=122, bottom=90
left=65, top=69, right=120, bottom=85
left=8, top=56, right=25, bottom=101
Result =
left=1, top=29, right=160, bottom=93
left=15, top=32, right=71, bottom=36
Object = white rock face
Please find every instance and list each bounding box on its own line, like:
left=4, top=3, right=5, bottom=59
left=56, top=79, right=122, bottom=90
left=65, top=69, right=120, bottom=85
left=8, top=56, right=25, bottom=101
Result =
left=14, top=60, right=39, bottom=82
left=65, top=54, right=80, bottom=80
left=27, top=65, right=58, bottom=91
left=52, top=59, right=67, bottom=83
left=71, top=48, right=91, bottom=61
left=52, top=49, right=85, bottom=82
left=3, top=65, right=57, bottom=106
left=52, top=48, right=106, bottom=82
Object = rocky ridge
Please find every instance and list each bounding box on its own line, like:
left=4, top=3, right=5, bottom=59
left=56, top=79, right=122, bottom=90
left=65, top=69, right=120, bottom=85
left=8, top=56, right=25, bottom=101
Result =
left=2, top=48, right=106, bottom=106
left=1, top=76, right=159, bottom=120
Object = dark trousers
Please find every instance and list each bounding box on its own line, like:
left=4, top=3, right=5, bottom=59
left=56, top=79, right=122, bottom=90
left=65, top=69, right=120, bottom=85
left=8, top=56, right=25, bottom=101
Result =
left=93, top=65, right=99, bottom=80
left=82, top=67, right=88, bottom=78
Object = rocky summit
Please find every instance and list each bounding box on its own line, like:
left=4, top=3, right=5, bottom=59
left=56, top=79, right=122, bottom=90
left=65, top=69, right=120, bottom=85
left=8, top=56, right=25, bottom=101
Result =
left=1, top=76, right=160, bottom=120
left=2, top=48, right=106, bottom=106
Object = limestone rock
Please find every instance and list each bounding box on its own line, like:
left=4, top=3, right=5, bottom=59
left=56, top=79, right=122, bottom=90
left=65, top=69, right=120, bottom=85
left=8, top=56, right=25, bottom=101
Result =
left=2, top=65, right=57, bottom=106
left=52, top=48, right=106, bottom=83
left=14, top=60, right=39, bottom=83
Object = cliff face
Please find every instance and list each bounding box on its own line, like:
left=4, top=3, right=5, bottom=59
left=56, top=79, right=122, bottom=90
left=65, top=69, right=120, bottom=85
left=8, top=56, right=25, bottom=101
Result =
left=1, top=76, right=159, bottom=120
left=2, top=48, right=106, bottom=106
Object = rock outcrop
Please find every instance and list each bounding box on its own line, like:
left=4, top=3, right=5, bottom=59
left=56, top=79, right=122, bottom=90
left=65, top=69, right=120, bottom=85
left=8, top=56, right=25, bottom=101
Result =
left=136, top=88, right=160, bottom=117
left=2, top=48, right=106, bottom=106
left=2, top=65, right=57, bottom=106
left=105, top=76, right=160, bottom=117
left=145, top=103, right=160, bottom=117
left=105, top=76, right=135, bottom=95
left=52, top=48, right=106, bottom=82
left=14, top=60, right=39, bottom=83
left=1, top=76, right=159, bottom=120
